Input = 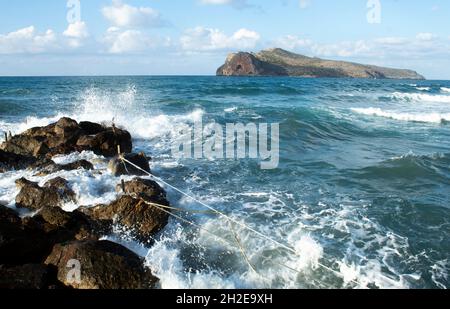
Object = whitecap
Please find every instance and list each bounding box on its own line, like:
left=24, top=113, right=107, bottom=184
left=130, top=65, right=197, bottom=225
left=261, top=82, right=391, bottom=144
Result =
left=351, top=107, right=450, bottom=123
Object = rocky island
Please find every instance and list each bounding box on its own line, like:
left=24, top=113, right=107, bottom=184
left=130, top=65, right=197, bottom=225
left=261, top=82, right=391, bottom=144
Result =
left=217, top=48, right=425, bottom=79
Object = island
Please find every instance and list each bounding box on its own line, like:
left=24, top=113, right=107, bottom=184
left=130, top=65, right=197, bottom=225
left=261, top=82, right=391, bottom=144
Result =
left=216, top=48, right=425, bottom=79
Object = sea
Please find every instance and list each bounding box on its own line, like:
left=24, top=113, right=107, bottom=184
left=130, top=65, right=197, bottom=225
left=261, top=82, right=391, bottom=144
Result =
left=0, top=76, right=449, bottom=289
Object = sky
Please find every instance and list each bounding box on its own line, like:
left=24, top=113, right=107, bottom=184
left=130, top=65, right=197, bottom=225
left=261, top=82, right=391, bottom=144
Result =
left=0, top=0, right=449, bottom=79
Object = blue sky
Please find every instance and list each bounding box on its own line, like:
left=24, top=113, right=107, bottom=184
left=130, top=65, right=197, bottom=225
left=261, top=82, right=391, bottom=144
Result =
left=0, top=0, right=449, bottom=78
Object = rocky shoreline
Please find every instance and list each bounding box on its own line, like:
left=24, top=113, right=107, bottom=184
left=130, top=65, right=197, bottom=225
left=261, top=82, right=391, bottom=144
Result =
left=0, top=117, right=171, bottom=289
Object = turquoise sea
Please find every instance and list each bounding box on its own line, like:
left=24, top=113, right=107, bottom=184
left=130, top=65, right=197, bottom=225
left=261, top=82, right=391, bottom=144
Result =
left=0, top=76, right=449, bottom=288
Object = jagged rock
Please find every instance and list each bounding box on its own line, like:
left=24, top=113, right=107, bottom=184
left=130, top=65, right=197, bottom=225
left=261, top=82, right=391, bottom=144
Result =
left=1, top=118, right=132, bottom=158
left=108, top=152, right=150, bottom=176
left=83, top=194, right=169, bottom=243
left=116, top=178, right=169, bottom=206
left=77, top=128, right=132, bottom=157
left=60, top=160, right=94, bottom=171
left=30, top=158, right=94, bottom=176
left=15, top=178, right=62, bottom=210
left=79, top=121, right=105, bottom=135
left=44, top=177, right=76, bottom=202
left=15, top=177, right=75, bottom=210
left=0, top=135, right=49, bottom=157
left=0, top=205, right=54, bottom=265
left=23, top=206, right=109, bottom=242
left=0, top=149, right=37, bottom=172
left=0, top=264, right=53, bottom=289
left=45, top=240, right=159, bottom=289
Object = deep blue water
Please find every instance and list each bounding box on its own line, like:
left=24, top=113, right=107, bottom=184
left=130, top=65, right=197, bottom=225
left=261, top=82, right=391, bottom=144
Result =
left=0, top=76, right=449, bottom=288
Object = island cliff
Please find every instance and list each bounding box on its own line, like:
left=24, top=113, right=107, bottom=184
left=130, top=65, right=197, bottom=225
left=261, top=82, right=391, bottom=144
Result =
left=216, top=48, right=425, bottom=80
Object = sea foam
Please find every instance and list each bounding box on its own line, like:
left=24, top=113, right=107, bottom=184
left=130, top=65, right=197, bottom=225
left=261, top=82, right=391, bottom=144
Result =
left=351, top=107, right=450, bottom=123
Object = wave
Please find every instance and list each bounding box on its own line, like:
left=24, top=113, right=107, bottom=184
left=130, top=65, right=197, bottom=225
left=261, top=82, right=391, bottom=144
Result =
left=390, top=92, right=450, bottom=103
left=416, top=87, right=431, bottom=91
left=351, top=107, right=450, bottom=124
left=441, top=87, right=450, bottom=93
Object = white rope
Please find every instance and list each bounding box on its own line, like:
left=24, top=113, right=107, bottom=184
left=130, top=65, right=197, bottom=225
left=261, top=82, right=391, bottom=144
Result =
left=120, top=156, right=359, bottom=287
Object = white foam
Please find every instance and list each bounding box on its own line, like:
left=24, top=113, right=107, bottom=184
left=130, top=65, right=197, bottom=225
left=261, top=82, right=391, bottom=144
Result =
left=416, top=87, right=430, bottom=91
left=351, top=107, right=450, bottom=123
left=441, top=87, right=450, bottom=93
left=390, top=92, right=450, bottom=103
left=224, top=107, right=237, bottom=113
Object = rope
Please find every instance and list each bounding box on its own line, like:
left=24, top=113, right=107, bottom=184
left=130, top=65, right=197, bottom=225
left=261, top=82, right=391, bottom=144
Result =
left=228, top=220, right=258, bottom=274
left=120, top=156, right=359, bottom=287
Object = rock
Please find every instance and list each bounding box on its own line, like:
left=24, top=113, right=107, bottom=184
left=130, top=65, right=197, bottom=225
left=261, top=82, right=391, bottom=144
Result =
left=83, top=194, right=169, bottom=243
left=45, top=240, right=158, bottom=289
left=0, top=135, right=49, bottom=157
left=77, top=128, right=132, bottom=157
left=217, top=52, right=287, bottom=76
left=0, top=149, right=37, bottom=172
left=108, top=153, right=150, bottom=176
left=0, top=204, right=21, bottom=225
left=54, top=118, right=81, bottom=139
left=30, top=158, right=94, bottom=176
left=1, top=118, right=133, bottom=159
left=60, top=160, right=94, bottom=171
left=44, top=177, right=76, bottom=202
left=79, top=121, right=105, bottom=135
left=217, top=48, right=426, bottom=79
left=15, top=177, right=76, bottom=210
left=0, top=264, right=53, bottom=289
left=0, top=205, right=54, bottom=265
left=15, top=178, right=63, bottom=210
left=116, top=178, right=169, bottom=206
left=24, top=206, right=109, bottom=242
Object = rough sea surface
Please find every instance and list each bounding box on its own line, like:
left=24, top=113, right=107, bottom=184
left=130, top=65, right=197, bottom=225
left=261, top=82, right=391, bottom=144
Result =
left=0, top=76, right=449, bottom=289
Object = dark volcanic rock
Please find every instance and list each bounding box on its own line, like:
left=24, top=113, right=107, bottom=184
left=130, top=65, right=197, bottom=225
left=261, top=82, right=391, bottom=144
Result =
left=0, top=205, right=53, bottom=265
left=77, top=128, right=132, bottom=157
left=44, top=177, right=76, bottom=202
left=45, top=240, right=158, bottom=289
left=0, top=149, right=37, bottom=172
left=23, top=206, right=109, bottom=242
left=0, top=135, right=50, bottom=157
left=15, top=178, right=63, bottom=210
left=116, top=178, right=169, bottom=206
left=79, top=121, right=105, bottom=135
left=83, top=194, right=169, bottom=243
left=0, top=264, right=52, bottom=289
left=1, top=117, right=133, bottom=158
left=59, top=160, right=94, bottom=171
left=15, top=177, right=76, bottom=210
left=31, top=158, right=94, bottom=176
left=108, top=152, right=150, bottom=176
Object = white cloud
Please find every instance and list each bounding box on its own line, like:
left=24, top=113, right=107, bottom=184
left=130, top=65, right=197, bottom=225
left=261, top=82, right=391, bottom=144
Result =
left=103, top=27, right=171, bottom=54
left=200, top=0, right=252, bottom=9
left=63, top=21, right=89, bottom=39
left=416, top=32, right=437, bottom=41
left=181, top=27, right=260, bottom=51
left=274, top=32, right=448, bottom=60
left=0, top=26, right=57, bottom=54
left=103, top=28, right=150, bottom=53
left=273, top=35, right=312, bottom=50
left=63, top=21, right=89, bottom=48
left=102, top=0, right=166, bottom=28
